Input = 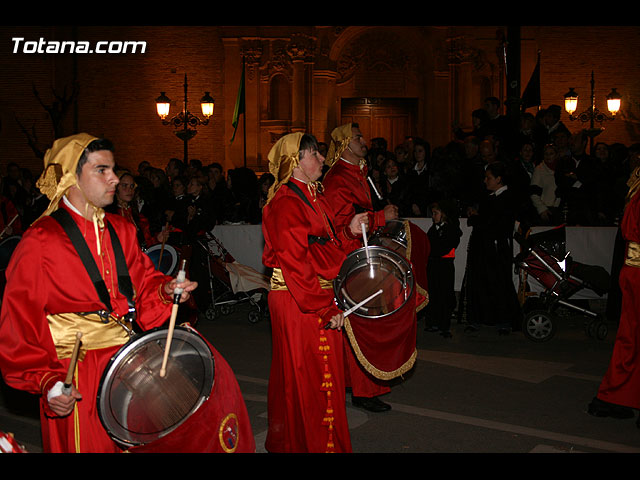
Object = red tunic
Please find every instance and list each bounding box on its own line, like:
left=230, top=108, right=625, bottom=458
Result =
left=597, top=191, right=640, bottom=408
left=262, top=178, right=352, bottom=453
left=322, top=159, right=386, bottom=253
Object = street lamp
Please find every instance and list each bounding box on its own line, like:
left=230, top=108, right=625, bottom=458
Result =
left=563, top=71, right=621, bottom=152
left=156, top=74, right=214, bottom=163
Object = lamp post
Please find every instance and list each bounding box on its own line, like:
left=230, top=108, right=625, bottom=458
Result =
left=156, top=74, right=214, bottom=163
left=563, top=70, right=621, bottom=154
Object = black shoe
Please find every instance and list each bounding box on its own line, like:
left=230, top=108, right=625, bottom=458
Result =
left=352, top=396, right=391, bottom=413
left=588, top=396, right=635, bottom=419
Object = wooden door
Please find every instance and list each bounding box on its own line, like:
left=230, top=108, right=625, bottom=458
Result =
left=340, top=98, right=417, bottom=151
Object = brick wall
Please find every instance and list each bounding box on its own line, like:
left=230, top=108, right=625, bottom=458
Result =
left=1, top=26, right=639, bottom=180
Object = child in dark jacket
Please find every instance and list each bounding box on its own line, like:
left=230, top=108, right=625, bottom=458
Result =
left=424, top=199, right=462, bottom=337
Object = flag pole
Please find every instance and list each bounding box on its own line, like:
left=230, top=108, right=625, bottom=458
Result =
left=242, top=56, right=246, bottom=168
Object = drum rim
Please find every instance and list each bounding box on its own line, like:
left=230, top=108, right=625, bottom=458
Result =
left=97, top=326, right=215, bottom=447
left=144, top=243, right=178, bottom=275
left=333, top=245, right=414, bottom=319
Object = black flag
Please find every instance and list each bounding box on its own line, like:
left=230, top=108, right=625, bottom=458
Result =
left=521, top=52, right=541, bottom=110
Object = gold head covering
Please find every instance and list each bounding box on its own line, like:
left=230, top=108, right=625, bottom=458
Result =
left=265, top=132, right=304, bottom=205
left=325, top=123, right=354, bottom=168
left=35, top=133, right=108, bottom=255
left=626, top=166, right=640, bottom=205
left=36, top=133, right=99, bottom=219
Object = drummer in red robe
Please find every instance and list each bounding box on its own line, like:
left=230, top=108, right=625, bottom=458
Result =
left=0, top=134, right=201, bottom=453
left=588, top=166, right=640, bottom=424
left=322, top=123, right=428, bottom=413
left=262, top=132, right=368, bottom=453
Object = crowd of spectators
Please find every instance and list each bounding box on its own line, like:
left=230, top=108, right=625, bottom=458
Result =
left=365, top=99, right=640, bottom=229
left=1, top=98, right=639, bottom=250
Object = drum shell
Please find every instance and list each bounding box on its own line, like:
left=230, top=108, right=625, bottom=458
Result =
left=97, top=325, right=255, bottom=453
left=97, top=326, right=215, bottom=448
left=333, top=245, right=414, bottom=319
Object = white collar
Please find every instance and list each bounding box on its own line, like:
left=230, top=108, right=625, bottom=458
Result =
left=63, top=195, right=84, bottom=217
left=491, top=185, right=508, bottom=196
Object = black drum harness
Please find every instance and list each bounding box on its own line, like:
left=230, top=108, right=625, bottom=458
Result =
left=51, top=208, right=137, bottom=335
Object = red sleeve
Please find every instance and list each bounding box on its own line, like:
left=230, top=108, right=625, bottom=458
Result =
left=0, top=227, right=66, bottom=396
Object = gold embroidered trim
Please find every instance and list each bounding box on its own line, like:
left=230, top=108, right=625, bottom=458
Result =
left=403, top=219, right=429, bottom=313
left=625, top=241, right=640, bottom=268
left=343, top=317, right=417, bottom=381
left=269, top=267, right=333, bottom=291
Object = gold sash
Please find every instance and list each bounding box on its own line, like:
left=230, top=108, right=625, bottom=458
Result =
left=270, top=267, right=333, bottom=291
left=625, top=241, right=640, bottom=268
left=47, top=312, right=130, bottom=360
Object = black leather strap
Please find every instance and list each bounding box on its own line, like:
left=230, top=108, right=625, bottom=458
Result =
left=51, top=209, right=135, bottom=315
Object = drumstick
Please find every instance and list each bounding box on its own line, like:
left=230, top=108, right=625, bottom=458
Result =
left=324, top=289, right=383, bottom=329
left=158, top=222, right=169, bottom=266
left=361, top=222, right=370, bottom=263
left=367, top=175, right=392, bottom=206
left=61, top=332, right=83, bottom=396
left=159, top=260, right=187, bottom=378
left=367, top=176, right=383, bottom=202
left=0, top=214, right=19, bottom=239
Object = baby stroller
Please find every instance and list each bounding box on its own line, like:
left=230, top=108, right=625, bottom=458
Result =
left=514, top=225, right=611, bottom=342
left=194, top=231, right=270, bottom=324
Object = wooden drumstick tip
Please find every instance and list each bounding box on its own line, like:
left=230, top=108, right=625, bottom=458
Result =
left=62, top=331, right=83, bottom=394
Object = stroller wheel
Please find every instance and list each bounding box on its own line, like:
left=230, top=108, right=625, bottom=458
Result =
left=586, top=318, right=608, bottom=340
left=595, top=322, right=608, bottom=340
left=204, top=306, right=217, bottom=321
left=523, top=310, right=556, bottom=342
left=248, top=310, right=261, bottom=324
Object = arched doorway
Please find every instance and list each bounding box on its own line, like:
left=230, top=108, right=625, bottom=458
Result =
left=340, top=97, right=418, bottom=151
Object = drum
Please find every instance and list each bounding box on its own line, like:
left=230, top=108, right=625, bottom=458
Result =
left=369, top=219, right=407, bottom=257
left=145, top=244, right=179, bottom=275
left=97, top=326, right=215, bottom=449
left=333, top=245, right=414, bottom=319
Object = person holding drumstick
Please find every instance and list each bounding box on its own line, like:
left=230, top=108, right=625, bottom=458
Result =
left=0, top=133, right=197, bottom=453
left=262, top=132, right=368, bottom=453
left=322, top=123, right=398, bottom=413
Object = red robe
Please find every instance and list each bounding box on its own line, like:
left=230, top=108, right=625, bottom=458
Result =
left=596, top=191, right=640, bottom=408
left=262, top=178, right=352, bottom=453
left=0, top=202, right=254, bottom=453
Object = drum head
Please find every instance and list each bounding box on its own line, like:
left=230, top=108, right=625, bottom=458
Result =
left=97, top=327, right=215, bottom=447
left=334, top=245, right=414, bottom=319
left=145, top=244, right=178, bottom=275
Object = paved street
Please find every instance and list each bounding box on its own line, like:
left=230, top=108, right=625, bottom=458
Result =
left=2, top=300, right=639, bottom=454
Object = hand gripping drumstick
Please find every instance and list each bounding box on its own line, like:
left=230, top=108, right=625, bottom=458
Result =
left=324, top=289, right=383, bottom=329
left=61, top=332, right=83, bottom=396
left=159, top=260, right=187, bottom=378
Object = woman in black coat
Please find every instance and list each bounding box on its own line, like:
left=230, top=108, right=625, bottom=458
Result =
left=464, top=162, right=522, bottom=334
